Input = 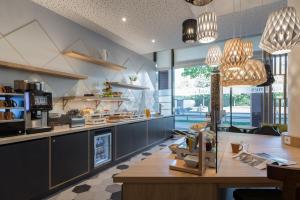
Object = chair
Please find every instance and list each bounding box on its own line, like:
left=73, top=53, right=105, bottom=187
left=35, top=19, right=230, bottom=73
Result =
left=253, top=126, right=281, bottom=136
left=228, top=126, right=242, bottom=133
left=233, top=164, right=300, bottom=200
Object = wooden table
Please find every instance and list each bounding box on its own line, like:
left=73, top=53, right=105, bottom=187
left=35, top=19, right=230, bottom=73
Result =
left=113, top=133, right=300, bottom=200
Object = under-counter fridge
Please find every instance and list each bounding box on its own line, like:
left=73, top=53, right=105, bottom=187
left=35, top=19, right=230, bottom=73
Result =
left=93, top=129, right=112, bottom=168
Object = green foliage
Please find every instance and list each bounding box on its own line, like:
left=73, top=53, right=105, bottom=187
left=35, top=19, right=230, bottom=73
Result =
left=233, top=94, right=250, bottom=106
left=181, top=65, right=212, bottom=79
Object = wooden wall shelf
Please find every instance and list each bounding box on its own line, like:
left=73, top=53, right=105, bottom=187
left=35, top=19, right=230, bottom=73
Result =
left=63, top=51, right=127, bottom=71
left=62, top=96, right=129, bottom=109
left=109, top=82, right=149, bottom=90
left=0, top=60, right=87, bottom=80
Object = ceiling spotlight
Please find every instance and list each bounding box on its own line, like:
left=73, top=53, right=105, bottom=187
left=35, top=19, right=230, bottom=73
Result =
left=152, top=39, right=156, bottom=43
left=122, top=17, right=127, bottom=22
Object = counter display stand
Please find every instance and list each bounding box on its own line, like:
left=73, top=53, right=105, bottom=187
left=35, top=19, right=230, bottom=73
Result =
left=169, top=131, right=206, bottom=176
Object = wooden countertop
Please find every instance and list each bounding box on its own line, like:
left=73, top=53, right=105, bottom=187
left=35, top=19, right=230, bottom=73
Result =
left=114, top=133, right=300, bottom=186
left=0, top=115, right=173, bottom=146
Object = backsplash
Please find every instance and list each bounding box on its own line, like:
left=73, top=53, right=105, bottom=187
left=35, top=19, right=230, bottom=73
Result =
left=0, top=0, right=157, bottom=114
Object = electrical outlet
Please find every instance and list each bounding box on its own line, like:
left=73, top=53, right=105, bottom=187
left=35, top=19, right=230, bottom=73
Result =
left=284, top=136, right=291, bottom=145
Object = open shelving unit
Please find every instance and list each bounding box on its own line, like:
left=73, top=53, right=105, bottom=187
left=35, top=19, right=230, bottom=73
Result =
left=62, top=96, right=130, bottom=109
left=0, top=107, right=24, bottom=110
left=0, top=93, right=26, bottom=124
left=109, top=82, right=149, bottom=90
left=0, top=119, right=24, bottom=124
left=63, top=51, right=127, bottom=71
left=0, top=60, right=87, bottom=80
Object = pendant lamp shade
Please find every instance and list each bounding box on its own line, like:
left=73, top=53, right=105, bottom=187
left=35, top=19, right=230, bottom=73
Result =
left=205, top=46, right=222, bottom=67
left=197, top=12, right=218, bottom=43
left=243, top=40, right=254, bottom=58
left=185, top=0, right=213, bottom=6
left=260, top=7, right=300, bottom=55
left=221, top=59, right=267, bottom=87
left=182, top=19, right=197, bottom=43
left=257, top=64, right=275, bottom=87
left=221, top=38, right=248, bottom=70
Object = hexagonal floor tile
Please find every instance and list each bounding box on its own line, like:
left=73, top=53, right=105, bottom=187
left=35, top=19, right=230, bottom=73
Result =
left=72, top=184, right=91, bottom=194
left=105, top=184, right=122, bottom=193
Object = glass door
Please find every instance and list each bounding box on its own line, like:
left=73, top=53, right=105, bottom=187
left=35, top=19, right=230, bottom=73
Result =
left=94, top=132, right=112, bottom=167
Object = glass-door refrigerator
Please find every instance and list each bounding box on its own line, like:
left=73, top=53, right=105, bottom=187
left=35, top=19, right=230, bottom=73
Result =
left=94, top=130, right=112, bottom=168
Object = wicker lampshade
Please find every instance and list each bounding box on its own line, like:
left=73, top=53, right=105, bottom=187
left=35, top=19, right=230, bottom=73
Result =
left=243, top=40, right=253, bottom=58
left=221, top=38, right=248, bottom=70
left=197, top=12, right=218, bottom=43
left=221, top=59, right=267, bottom=87
left=182, top=19, right=197, bottom=43
left=260, top=7, right=300, bottom=55
left=205, top=45, right=222, bottom=67
left=185, top=0, right=213, bottom=6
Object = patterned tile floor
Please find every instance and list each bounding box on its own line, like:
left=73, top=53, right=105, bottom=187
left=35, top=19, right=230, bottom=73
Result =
left=46, top=137, right=178, bottom=200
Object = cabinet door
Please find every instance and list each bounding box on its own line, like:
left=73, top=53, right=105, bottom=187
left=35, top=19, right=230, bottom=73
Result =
left=115, top=121, right=147, bottom=159
left=0, top=139, right=49, bottom=200
left=51, top=131, right=89, bottom=187
left=164, top=117, right=175, bottom=138
left=148, top=118, right=164, bottom=145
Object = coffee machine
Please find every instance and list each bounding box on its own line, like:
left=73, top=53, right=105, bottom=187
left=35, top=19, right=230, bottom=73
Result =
left=25, top=83, right=53, bottom=134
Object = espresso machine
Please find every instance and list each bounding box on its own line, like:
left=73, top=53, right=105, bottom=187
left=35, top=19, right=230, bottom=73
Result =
left=25, top=82, right=53, bottom=134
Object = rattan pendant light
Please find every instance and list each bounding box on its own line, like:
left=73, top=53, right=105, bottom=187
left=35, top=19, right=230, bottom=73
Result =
left=243, top=40, right=253, bottom=58
left=260, top=7, right=300, bottom=55
left=182, top=19, right=197, bottom=43
left=205, top=45, right=222, bottom=67
left=185, top=0, right=213, bottom=6
left=197, top=11, right=218, bottom=43
left=221, top=59, right=267, bottom=87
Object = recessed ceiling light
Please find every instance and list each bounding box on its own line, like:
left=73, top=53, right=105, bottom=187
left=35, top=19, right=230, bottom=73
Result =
left=122, top=17, right=127, bottom=22
left=151, top=39, right=156, bottom=43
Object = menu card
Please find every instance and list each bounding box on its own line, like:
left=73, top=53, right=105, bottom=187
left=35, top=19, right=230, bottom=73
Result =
left=233, top=151, right=297, bottom=170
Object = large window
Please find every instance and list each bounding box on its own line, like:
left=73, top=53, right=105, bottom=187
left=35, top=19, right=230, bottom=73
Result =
left=174, top=65, right=212, bottom=130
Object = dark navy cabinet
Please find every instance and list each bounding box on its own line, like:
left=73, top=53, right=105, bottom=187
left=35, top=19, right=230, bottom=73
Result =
left=51, top=131, right=89, bottom=187
left=163, top=116, right=175, bottom=138
left=0, top=139, right=49, bottom=200
left=115, top=121, right=147, bottom=159
left=148, top=118, right=165, bottom=145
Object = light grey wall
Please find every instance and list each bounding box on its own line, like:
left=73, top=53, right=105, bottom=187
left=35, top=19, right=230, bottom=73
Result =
left=0, top=0, right=157, bottom=114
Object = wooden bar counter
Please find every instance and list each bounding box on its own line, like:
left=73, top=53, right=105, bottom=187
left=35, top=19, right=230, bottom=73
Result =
left=113, top=133, right=300, bottom=200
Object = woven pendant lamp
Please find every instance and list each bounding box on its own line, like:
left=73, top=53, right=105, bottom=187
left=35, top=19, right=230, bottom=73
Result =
left=197, top=11, right=218, bottom=43
left=243, top=40, right=253, bottom=58
left=221, top=59, right=267, bottom=87
left=182, top=19, right=197, bottom=43
left=205, top=46, right=222, bottom=67
left=221, top=38, right=248, bottom=70
left=185, top=0, right=213, bottom=6
left=260, top=7, right=300, bottom=55
left=257, top=64, right=275, bottom=87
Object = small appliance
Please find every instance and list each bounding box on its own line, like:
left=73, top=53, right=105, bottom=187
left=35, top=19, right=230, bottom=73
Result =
left=25, top=84, right=53, bottom=134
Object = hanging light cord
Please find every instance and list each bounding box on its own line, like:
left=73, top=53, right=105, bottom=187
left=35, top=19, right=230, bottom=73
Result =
left=232, top=0, right=236, bottom=38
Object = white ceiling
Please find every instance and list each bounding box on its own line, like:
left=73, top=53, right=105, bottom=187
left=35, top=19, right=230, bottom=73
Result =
left=32, top=0, right=285, bottom=54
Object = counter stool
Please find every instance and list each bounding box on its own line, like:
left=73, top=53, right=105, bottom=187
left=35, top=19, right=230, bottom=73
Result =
left=233, top=164, right=300, bottom=200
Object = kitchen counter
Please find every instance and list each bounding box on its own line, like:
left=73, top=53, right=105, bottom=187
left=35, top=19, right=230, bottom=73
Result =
left=0, top=115, right=173, bottom=146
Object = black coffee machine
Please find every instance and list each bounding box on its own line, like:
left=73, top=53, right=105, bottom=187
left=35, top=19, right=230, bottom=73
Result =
left=25, top=82, right=53, bottom=134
